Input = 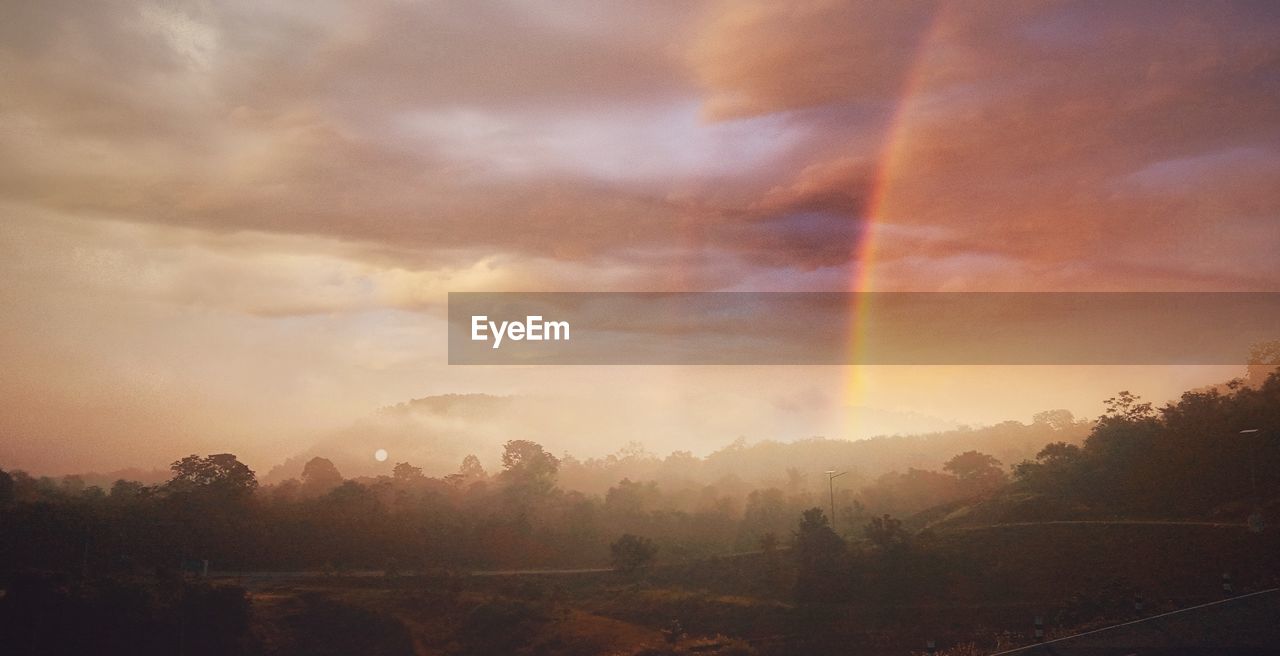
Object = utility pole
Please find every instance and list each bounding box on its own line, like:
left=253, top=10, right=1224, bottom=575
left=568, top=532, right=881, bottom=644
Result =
left=825, top=470, right=847, bottom=528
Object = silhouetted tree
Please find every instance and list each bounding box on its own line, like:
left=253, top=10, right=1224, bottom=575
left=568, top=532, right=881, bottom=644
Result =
left=792, top=508, right=846, bottom=602
left=392, top=462, right=424, bottom=484
left=1087, top=392, right=1161, bottom=506
left=0, top=468, right=13, bottom=505
left=944, top=450, right=1007, bottom=498
left=1101, top=391, right=1156, bottom=422
left=1013, top=441, right=1087, bottom=498
left=166, top=454, right=257, bottom=500
left=159, top=454, right=257, bottom=564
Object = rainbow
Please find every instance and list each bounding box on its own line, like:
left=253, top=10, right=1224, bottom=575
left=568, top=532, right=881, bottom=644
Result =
left=844, top=7, right=951, bottom=436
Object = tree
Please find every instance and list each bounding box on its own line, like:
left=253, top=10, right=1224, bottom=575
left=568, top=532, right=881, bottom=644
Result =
left=1102, top=391, right=1155, bottom=422
left=944, top=450, right=1007, bottom=497
left=1035, top=441, right=1084, bottom=466
left=664, top=450, right=699, bottom=477
left=610, top=533, right=657, bottom=573
left=269, top=478, right=301, bottom=503
left=605, top=478, right=660, bottom=516
left=739, top=488, right=788, bottom=548
left=166, top=454, right=257, bottom=499
left=446, top=455, right=487, bottom=487
left=863, top=514, right=909, bottom=553
left=1087, top=392, right=1162, bottom=504
left=0, top=466, right=13, bottom=502
left=861, top=468, right=962, bottom=517
left=109, top=479, right=146, bottom=500
left=498, top=440, right=560, bottom=495
left=1013, top=441, right=1090, bottom=500
left=1033, top=409, right=1077, bottom=431
left=161, top=454, right=257, bottom=562
left=792, top=508, right=846, bottom=602
left=1247, top=340, right=1280, bottom=386
left=459, top=454, right=486, bottom=479
left=0, top=468, right=13, bottom=505
left=392, top=462, right=425, bottom=485
left=300, top=457, right=343, bottom=497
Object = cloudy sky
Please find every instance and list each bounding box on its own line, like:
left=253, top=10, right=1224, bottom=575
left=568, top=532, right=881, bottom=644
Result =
left=2, top=1, right=1277, bottom=476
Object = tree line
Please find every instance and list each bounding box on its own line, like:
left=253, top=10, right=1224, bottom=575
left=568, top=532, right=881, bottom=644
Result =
left=0, top=372, right=1275, bottom=580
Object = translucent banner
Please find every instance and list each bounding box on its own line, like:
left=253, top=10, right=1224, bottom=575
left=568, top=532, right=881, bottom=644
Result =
left=447, top=292, right=1280, bottom=365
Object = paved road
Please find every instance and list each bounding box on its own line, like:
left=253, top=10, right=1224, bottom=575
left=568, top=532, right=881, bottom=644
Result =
left=939, top=519, right=1247, bottom=532
left=468, top=567, right=613, bottom=576
left=990, top=588, right=1280, bottom=655
left=209, top=567, right=614, bottom=580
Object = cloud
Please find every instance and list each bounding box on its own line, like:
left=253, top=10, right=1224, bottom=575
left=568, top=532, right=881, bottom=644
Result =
left=3, top=1, right=1277, bottom=289
left=699, top=1, right=1280, bottom=288
left=689, top=0, right=941, bottom=120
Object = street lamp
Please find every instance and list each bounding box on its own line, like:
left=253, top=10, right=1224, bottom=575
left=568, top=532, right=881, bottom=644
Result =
left=825, top=470, right=847, bottom=527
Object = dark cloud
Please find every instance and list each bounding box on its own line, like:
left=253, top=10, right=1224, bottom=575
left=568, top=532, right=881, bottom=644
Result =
left=1, top=0, right=1276, bottom=287
left=688, top=0, right=1280, bottom=287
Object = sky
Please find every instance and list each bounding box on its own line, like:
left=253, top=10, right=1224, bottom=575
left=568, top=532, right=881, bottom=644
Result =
left=1, top=1, right=1278, bottom=476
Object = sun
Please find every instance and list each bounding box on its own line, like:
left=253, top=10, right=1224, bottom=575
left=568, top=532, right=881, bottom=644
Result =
left=374, top=448, right=388, bottom=462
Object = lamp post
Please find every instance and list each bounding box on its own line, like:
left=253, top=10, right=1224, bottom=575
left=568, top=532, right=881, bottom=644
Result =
left=825, top=470, right=847, bottom=528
